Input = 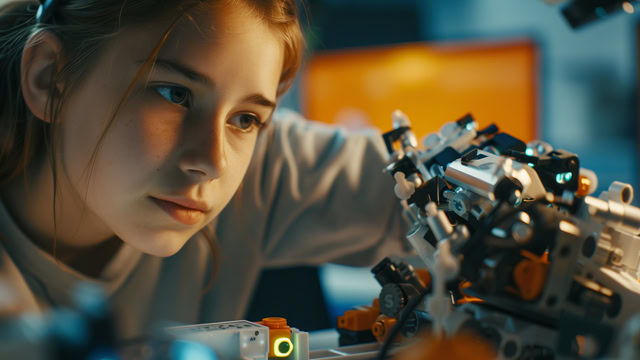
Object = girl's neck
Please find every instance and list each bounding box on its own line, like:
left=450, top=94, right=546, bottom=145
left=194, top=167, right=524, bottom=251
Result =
left=0, top=159, right=122, bottom=277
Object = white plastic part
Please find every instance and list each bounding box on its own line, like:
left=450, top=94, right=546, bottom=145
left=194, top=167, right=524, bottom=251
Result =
left=427, top=239, right=460, bottom=337
left=423, top=133, right=441, bottom=149
left=394, top=172, right=416, bottom=200
left=407, top=224, right=436, bottom=269
left=166, top=320, right=269, bottom=360
left=439, top=122, right=458, bottom=138
left=291, top=328, right=309, bottom=360
left=391, top=109, right=411, bottom=129
left=425, top=202, right=454, bottom=241
left=167, top=321, right=310, bottom=360
left=608, top=181, right=634, bottom=204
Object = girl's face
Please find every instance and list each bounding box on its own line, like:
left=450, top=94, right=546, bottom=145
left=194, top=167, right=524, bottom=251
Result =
left=58, top=7, right=284, bottom=256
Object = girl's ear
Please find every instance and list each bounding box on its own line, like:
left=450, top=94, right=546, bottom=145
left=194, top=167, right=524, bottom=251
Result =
left=21, top=31, right=64, bottom=123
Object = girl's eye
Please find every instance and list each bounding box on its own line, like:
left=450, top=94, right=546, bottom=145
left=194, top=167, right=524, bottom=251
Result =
left=155, top=85, right=191, bottom=107
left=228, top=113, right=262, bottom=131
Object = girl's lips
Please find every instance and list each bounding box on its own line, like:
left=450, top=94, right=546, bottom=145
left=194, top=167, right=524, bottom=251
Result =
left=150, top=197, right=204, bottom=226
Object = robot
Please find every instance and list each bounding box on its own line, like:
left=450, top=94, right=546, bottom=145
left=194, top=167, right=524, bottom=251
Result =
left=348, top=110, right=640, bottom=359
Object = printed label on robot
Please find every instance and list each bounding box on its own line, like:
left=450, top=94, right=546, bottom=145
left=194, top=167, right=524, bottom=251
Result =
left=168, top=320, right=265, bottom=333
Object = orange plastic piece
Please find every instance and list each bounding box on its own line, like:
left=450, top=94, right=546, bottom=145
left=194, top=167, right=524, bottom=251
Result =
left=372, top=314, right=402, bottom=343
left=541, top=251, right=549, bottom=264
left=256, top=317, right=292, bottom=358
left=521, top=250, right=549, bottom=264
left=457, top=281, right=484, bottom=305
left=337, top=298, right=380, bottom=331
left=414, top=268, right=432, bottom=289
left=576, top=175, right=593, bottom=197
left=506, top=250, right=549, bottom=301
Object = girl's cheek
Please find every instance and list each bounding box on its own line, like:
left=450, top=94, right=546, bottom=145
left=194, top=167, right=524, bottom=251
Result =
left=132, top=102, right=184, bottom=162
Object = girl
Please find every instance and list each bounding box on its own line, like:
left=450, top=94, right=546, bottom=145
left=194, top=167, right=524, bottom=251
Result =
left=0, top=0, right=407, bottom=338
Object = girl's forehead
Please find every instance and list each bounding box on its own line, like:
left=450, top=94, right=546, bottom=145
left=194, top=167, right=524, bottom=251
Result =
left=159, top=11, right=283, bottom=63
left=110, top=6, right=281, bottom=63
left=175, top=4, right=270, bottom=40
left=99, top=5, right=283, bottom=97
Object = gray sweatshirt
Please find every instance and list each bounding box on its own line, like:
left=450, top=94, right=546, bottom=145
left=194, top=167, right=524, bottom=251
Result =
left=0, top=109, right=408, bottom=339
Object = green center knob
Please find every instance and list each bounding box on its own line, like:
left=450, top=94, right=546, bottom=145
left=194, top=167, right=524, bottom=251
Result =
left=278, top=340, right=291, bottom=354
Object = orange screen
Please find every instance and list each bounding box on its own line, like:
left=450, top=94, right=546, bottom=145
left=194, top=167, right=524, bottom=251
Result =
left=301, top=40, right=538, bottom=142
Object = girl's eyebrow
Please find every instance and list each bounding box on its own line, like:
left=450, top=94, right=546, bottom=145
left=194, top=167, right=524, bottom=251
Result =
left=147, top=58, right=215, bottom=88
left=241, top=94, right=276, bottom=111
left=142, top=58, right=277, bottom=110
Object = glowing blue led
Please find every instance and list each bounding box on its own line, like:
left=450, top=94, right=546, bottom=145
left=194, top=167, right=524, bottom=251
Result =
left=465, top=123, right=474, bottom=131
left=528, top=163, right=535, bottom=167
left=525, top=148, right=534, bottom=156
left=171, top=340, right=218, bottom=360
left=556, top=172, right=573, bottom=184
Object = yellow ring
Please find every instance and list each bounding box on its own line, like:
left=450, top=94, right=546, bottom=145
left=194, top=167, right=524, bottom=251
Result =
left=273, top=337, right=294, bottom=357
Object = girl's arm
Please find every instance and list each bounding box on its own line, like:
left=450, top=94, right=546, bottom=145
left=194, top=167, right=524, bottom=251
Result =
left=215, top=109, right=410, bottom=268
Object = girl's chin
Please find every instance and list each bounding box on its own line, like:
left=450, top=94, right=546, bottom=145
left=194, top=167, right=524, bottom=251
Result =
left=123, top=232, right=192, bottom=257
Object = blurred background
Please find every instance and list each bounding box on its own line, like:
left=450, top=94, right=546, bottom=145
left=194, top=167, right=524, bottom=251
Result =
left=248, top=0, right=640, bottom=331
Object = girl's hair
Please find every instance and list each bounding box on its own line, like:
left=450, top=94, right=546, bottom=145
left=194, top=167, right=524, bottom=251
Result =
left=0, top=0, right=303, bottom=184
left=0, top=0, right=304, bottom=289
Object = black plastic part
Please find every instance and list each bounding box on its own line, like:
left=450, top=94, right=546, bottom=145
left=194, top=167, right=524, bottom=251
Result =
left=423, top=227, right=438, bottom=248
left=455, top=113, right=475, bottom=128
left=424, top=146, right=461, bottom=171
left=481, top=133, right=527, bottom=154
left=494, top=177, right=524, bottom=205
left=534, top=149, right=580, bottom=194
left=371, top=257, right=408, bottom=287
left=503, top=149, right=540, bottom=165
left=562, top=0, right=627, bottom=29
left=567, top=279, right=614, bottom=321
left=477, top=123, right=499, bottom=137
left=379, top=283, right=422, bottom=317
left=401, top=310, right=431, bottom=337
left=386, top=156, right=419, bottom=178
left=582, top=235, right=597, bottom=258
left=337, top=328, right=377, bottom=346
left=372, top=257, right=425, bottom=290
left=379, top=283, right=407, bottom=317
left=407, top=176, right=450, bottom=210
left=396, top=262, right=424, bottom=290
left=458, top=202, right=559, bottom=285
left=461, top=148, right=479, bottom=164
left=382, top=127, right=411, bottom=154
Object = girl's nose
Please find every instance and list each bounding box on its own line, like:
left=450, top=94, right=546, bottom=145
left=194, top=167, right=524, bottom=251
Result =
left=178, top=122, right=228, bottom=181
